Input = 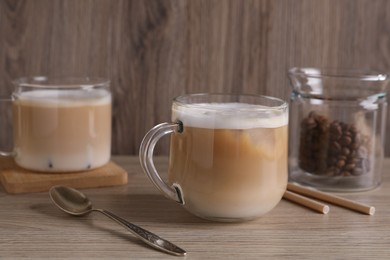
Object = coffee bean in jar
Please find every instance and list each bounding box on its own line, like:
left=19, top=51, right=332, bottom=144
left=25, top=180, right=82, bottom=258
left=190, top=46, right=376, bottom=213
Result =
left=288, top=67, right=388, bottom=192
left=299, top=111, right=371, bottom=178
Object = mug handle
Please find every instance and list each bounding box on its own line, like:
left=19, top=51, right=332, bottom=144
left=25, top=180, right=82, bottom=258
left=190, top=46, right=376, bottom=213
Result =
left=139, top=121, right=184, bottom=204
left=0, top=97, right=15, bottom=157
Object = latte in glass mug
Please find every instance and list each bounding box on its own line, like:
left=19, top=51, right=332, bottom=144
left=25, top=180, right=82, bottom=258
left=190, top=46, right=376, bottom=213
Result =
left=0, top=77, right=112, bottom=172
left=13, top=89, right=111, bottom=172
left=140, top=94, right=288, bottom=222
left=168, top=103, right=288, bottom=220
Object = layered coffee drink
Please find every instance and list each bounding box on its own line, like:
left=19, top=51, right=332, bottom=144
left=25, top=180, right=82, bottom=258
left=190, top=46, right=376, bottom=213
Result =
left=168, top=103, right=288, bottom=221
left=12, top=89, right=111, bottom=172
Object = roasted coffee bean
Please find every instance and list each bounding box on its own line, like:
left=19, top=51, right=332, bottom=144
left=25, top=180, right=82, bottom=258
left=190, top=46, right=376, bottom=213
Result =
left=330, top=125, right=341, bottom=133
left=350, top=125, right=358, bottom=134
left=345, top=163, right=356, bottom=171
left=344, top=131, right=352, bottom=137
left=347, top=158, right=358, bottom=165
left=298, top=110, right=372, bottom=178
left=340, top=136, right=352, bottom=146
left=336, top=160, right=346, bottom=168
left=341, top=147, right=350, bottom=156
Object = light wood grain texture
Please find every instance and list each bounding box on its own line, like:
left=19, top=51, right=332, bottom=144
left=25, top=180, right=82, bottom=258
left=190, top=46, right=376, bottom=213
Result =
left=0, top=157, right=128, bottom=194
left=0, top=155, right=389, bottom=259
left=0, top=0, right=390, bottom=155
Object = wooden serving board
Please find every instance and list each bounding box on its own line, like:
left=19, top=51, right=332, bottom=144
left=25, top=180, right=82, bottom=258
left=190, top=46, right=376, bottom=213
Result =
left=0, top=157, right=128, bottom=194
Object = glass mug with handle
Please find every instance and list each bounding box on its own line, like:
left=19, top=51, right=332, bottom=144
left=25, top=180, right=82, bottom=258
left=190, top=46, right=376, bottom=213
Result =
left=0, top=76, right=112, bottom=172
left=140, top=93, right=289, bottom=222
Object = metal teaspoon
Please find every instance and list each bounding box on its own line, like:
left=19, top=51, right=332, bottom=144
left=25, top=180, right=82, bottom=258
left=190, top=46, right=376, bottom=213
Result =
left=49, top=185, right=186, bottom=256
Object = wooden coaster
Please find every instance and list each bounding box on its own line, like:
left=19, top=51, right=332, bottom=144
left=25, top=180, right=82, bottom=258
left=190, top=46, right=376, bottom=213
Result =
left=0, top=157, right=128, bottom=194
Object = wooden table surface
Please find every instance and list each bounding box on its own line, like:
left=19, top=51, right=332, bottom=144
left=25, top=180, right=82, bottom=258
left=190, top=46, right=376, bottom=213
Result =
left=1, top=156, right=389, bottom=259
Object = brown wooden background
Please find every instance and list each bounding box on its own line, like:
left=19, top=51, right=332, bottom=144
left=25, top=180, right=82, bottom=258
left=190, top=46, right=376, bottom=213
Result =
left=1, top=0, right=390, bottom=155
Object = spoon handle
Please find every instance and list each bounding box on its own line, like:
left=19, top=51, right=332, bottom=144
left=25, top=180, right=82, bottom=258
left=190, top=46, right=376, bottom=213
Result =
left=95, top=209, right=186, bottom=256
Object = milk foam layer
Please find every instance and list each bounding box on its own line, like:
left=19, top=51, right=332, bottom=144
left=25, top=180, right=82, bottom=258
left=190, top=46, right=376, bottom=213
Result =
left=173, top=102, right=288, bottom=129
left=14, top=89, right=111, bottom=107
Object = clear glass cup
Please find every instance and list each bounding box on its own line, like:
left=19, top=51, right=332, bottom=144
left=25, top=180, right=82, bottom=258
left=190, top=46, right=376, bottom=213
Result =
left=140, top=93, right=289, bottom=222
left=288, top=68, right=389, bottom=192
left=1, top=76, right=112, bottom=172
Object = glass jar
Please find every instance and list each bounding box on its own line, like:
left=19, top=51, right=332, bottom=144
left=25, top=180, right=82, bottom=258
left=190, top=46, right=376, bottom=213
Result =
left=288, top=67, right=389, bottom=192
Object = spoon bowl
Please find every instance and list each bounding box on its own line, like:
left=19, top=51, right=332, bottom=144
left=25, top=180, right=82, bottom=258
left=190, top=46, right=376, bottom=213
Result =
left=50, top=185, right=93, bottom=216
left=49, top=185, right=186, bottom=256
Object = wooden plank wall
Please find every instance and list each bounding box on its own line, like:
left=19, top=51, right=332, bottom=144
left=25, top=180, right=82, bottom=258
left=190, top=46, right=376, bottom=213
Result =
left=0, top=0, right=389, bottom=155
